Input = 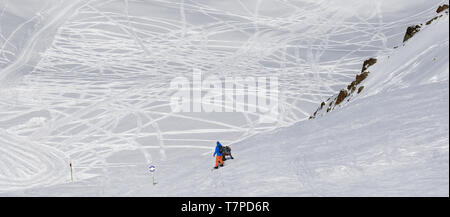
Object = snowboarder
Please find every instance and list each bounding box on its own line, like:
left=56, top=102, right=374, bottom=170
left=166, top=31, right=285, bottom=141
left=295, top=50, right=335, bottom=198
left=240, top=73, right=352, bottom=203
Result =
left=213, top=141, right=224, bottom=169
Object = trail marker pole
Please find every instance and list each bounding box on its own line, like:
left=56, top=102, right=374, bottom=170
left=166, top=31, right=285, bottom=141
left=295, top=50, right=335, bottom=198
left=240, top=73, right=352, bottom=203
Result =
left=149, top=165, right=156, bottom=185
left=70, top=158, right=73, bottom=182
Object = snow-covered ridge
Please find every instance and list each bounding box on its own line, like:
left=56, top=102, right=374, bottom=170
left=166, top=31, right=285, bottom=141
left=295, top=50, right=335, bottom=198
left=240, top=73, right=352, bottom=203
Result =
left=309, top=4, right=449, bottom=120
left=213, top=4, right=448, bottom=196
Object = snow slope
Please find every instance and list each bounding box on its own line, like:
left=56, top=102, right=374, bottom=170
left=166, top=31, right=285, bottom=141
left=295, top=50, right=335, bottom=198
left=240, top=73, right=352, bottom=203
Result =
left=0, top=1, right=448, bottom=196
left=216, top=11, right=450, bottom=196
left=156, top=10, right=449, bottom=196
left=147, top=9, right=449, bottom=196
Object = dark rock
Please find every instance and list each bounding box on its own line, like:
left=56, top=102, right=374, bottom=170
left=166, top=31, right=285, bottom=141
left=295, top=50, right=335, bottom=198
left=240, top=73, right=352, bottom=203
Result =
left=362, top=58, right=377, bottom=72
left=436, top=4, right=449, bottom=13
left=426, top=16, right=439, bottom=25
left=357, top=86, right=364, bottom=94
left=403, top=25, right=421, bottom=42
left=320, top=101, right=325, bottom=109
left=335, top=89, right=348, bottom=105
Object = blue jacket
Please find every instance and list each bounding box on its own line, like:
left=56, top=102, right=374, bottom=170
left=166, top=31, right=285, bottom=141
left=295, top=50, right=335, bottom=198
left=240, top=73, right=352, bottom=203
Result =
left=213, top=141, right=223, bottom=156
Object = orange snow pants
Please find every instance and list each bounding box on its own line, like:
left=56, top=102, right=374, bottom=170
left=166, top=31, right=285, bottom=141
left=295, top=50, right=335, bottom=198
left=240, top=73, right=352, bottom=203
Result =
left=215, top=156, right=223, bottom=167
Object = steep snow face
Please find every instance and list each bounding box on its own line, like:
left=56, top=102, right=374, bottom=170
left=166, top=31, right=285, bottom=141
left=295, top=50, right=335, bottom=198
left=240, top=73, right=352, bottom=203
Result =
left=311, top=5, right=449, bottom=119
left=206, top=12, right=449, bottom=196
left=0, top=1, right=448, bottom=196
left=135, top=12, right=448, bottom=197
left=362, top=18, right=449, bottom=96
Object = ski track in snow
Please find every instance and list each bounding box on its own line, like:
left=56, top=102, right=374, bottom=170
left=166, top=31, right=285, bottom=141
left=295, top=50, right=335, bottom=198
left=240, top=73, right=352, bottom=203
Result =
left=0, top=0, right=447, bottom=194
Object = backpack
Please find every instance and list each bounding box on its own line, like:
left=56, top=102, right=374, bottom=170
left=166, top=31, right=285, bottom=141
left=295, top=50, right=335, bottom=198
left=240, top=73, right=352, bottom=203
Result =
left=218, top=145, right=223, bottom=154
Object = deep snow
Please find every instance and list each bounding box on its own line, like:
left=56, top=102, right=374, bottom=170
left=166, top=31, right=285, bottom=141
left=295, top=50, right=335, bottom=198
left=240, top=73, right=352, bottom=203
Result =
left=0, top=0, right=448, bottom=196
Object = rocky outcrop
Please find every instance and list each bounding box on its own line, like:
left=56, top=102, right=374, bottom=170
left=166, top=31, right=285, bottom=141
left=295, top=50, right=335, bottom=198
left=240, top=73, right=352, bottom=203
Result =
left=309, top=58, right=376, bottom=119
left=405, top=4, right=449, bottom=41
left=361, top=58, right=377, bottom=73
left=309, top=4, right=449, bottom=120
left=436, top=4, right=449, bottom=13
left=403, top=25, right=421, bottom=43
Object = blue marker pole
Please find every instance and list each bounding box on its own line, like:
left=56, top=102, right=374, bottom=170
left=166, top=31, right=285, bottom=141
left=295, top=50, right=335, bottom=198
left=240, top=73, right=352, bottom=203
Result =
left=149, top=165, right=156, bottom=185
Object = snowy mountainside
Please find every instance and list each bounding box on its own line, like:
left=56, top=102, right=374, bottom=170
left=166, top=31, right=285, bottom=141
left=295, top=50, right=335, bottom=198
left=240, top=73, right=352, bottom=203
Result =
left=156, top=5, right=450, bottom=196
left=222, top=8, right=450, bottom=196
left=310, top=5, right=449, bottom=119
left=0, top=1, right=448, bottom=196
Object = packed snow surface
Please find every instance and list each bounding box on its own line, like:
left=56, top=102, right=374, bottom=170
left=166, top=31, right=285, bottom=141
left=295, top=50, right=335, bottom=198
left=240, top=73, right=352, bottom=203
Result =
left=0, top=0, right=448, bottom=196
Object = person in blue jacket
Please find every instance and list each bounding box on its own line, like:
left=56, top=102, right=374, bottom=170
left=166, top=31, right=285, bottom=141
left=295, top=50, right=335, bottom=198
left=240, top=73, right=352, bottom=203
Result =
left=213, top=141, right=224, bottom=169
